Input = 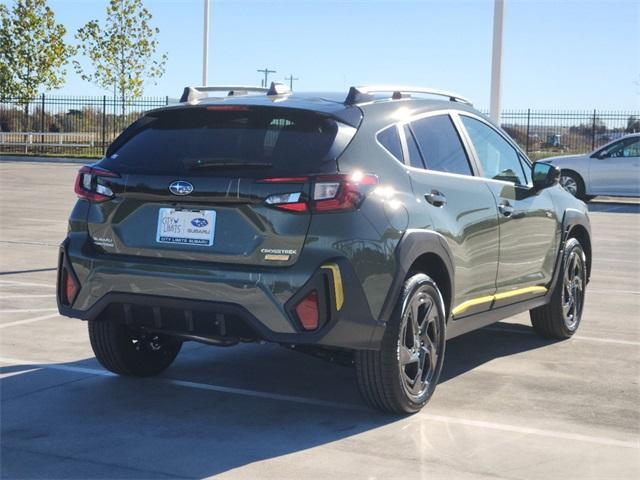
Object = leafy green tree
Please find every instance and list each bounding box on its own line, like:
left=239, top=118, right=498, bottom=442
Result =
left=74, top=0, right=167, bottom=114
left=0, top=0, right=72, bottom=103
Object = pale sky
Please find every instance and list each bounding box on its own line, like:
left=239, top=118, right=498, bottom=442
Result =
left=6, top=0, right=640, bottom=109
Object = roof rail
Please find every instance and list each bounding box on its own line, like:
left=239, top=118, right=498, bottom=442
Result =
left=344, top=85, right=472, bottom=106
left=180, top=82, right=291, bottom=103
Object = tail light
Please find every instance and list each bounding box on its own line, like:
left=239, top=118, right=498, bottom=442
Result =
left=313, top=173, right=378, bottom=212
left=74, top=166, right=119, bottom=202
left=295, top=290, right=319, bottom=330
left=265, top=191, right=308, bottom=212
left=261, top=172, right=378, bottom=213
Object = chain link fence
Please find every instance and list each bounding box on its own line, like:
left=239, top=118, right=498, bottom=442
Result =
left=1, top=94, right=638, bottom=159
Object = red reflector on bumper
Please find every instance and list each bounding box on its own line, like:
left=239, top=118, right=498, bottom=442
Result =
left=295, top=290, right=319, bottom=330
left=63, top=269, right=78, bottom=305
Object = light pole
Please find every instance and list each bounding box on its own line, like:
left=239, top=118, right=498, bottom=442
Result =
left=490, top=0, right=504, bottom=124
left=202, top=0, right=210, bottom=85
left=285, top=74, right=299, bottom=90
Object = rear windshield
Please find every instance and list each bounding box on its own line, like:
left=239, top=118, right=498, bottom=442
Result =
left=100, top=107, right=340, bottom=175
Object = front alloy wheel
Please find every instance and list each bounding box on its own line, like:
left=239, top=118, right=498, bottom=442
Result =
left=530, top=238, right=587, bottom=339
left=559, top=174, right=579, bottom=196
left=559, top=171, right=593, bottom=201
left=561, top=248, right=585, bottom=331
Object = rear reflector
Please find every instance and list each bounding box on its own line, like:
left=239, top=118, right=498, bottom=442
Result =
left=62, top=269, right=78, bottom=305
left=295, top=290, right=319, bottom=330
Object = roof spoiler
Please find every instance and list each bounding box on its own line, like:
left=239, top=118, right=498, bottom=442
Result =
left=344, top=85, right=472, bottom=106
left=180, top=82, right=291, bottom=103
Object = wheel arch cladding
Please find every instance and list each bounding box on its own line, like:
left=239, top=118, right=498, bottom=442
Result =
left=562, top=208, right=592, bottom=282
left=378, top=229, right=455, bottom=323
left=407, top=253, right=452, bottom=319
left=567, top=224, right=591, bottom=281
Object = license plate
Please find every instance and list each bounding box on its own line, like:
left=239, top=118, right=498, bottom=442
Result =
left=156, top=208, right=216, bottom=246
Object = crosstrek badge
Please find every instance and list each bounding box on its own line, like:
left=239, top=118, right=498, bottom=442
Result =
left=261, top=248, right=297, bottom=261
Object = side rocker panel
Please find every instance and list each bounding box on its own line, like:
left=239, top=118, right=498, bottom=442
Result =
left=445, top=207, right=592, bottom=339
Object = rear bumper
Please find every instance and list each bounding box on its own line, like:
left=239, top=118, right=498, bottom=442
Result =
left=57, top=234, right=384, bottom=350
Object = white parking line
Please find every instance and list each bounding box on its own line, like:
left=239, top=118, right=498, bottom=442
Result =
left=0, top=280, right=55, bottom=289
left=590, top=288, right=640, bottom=295
left=0, top=308, right=58, bottom=314
left=0, top=294, right=54, bottom=299
left=0, top=357, right=359, bottom=410
left=0, top=313, right=59, bottom=328
left=417, top=414, right=639, bottom=449
left=1, top=356, right=637, bottom=450
left=0, top=367, right=40, bottom=379
left=485, top=326, right=640, bottom=346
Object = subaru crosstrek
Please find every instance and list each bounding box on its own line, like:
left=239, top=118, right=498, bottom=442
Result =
left=57, top=83, right=592, bottom=413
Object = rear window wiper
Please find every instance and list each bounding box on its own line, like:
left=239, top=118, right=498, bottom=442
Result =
left=188, top=161, right=273, bottom=171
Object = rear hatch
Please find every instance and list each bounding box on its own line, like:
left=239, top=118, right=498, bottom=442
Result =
left=80, top=105, right=358, bottom=266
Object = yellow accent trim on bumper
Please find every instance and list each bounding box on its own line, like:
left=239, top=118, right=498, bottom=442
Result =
left=451, top=286, right=547, bottom=317
left=321, top=264, right=344, bottom=311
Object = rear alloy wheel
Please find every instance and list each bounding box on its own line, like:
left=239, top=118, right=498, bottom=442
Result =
left=530, top=238, right=587, bottom=339
left=88, top=321, right=182, bottom=376
left=355, top=274, right=446, bottom=414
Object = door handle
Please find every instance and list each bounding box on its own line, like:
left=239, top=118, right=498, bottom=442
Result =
left=498, top=201, right=514, bottom=217
left=425, top=190, right=446, bottom=207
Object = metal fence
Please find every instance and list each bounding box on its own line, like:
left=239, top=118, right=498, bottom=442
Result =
left=0, top=94, right=169, bottom=157
left=494, top=109, right=640, bottom=160
left=0, top=94, right=638, bottom=158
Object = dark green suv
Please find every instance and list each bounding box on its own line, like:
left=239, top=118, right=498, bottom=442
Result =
left=57, top=84, right=591, bottom=413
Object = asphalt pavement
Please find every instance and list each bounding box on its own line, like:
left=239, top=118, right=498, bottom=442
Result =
left=1, top=161, right=638, bottom=479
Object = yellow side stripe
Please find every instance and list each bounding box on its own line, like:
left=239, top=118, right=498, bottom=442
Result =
left=321, top=264, right=344, bottom=311
left=451, top=295, right=495, bottom=317
left=452, top=286, right=547, bottom=317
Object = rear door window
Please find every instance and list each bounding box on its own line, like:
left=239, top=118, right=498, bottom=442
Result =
left=410, top=115, right=473, bottom=176
left=101, top=107, right=341, bottom=175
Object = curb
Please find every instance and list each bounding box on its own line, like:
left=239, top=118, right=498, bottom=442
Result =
left=0, top=155, right=96, bottom=165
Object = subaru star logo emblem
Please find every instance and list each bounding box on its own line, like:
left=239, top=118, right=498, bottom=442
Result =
left=191, top=218, right=208, bottom=227
left=169, top=181, right=193, bottom=196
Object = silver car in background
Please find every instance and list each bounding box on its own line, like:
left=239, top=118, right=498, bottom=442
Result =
left=545, top=134, right=640, bottom=200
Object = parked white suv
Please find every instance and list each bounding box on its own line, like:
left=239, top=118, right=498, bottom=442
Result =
left=545, top=134, right=640, bottom=200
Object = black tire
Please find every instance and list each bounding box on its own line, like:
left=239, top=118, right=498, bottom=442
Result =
left=355, top=274, right=446, bottom=414
left=88, top=321, right=182, bottom=376
left=530, top=238, right=587, bottom=339
left=559, top=171, right=591, bottom=201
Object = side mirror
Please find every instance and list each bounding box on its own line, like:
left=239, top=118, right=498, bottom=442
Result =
left=532, top=162, right=560, bottom=191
